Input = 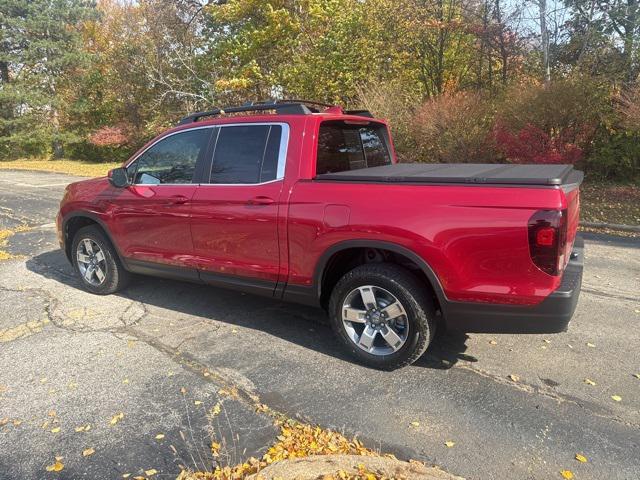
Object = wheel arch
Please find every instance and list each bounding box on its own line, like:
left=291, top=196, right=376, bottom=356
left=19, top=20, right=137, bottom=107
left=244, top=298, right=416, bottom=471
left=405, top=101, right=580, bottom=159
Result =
left=63, top=212, right=124, bottom=265
left=313, top=240, right=449, bottom=315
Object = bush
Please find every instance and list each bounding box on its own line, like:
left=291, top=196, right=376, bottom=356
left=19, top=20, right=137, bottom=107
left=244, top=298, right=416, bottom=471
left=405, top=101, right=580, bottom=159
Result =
left=494, top=79, right=608, bottom=166
left=408, top=91, right=496, bottom=163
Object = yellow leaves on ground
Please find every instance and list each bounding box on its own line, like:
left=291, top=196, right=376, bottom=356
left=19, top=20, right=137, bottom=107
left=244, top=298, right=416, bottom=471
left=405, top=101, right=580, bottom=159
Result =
left=82, top=448, right=95, bottom=457
left=575, top=453, right=588, bottom=463
left=110, top=412, right=124, bottom=425
left=633, top=373, right=640, bottom=379
left=187, top=422, right=378, bottom=480
left=586, top=342, right=595, bottom=348
left=194, top=400, right=203, bottom=406
left=211, top=441, right=221, bottom=457
left=145, top=469, right=158, bottom=476
left=45, top=459, right=64, bottom=472
left=210, top=402, right=222, bottom=417
left=75, top=424, right=91, bottom=432
left=584, top=378, right=596, bottom=386
left=509, top=374, right=520, bottom=382
left=218, top=387, right=239, bottom=398
left=155, top=434, right=165, bottom=440
left=444, top=441, right=455, bottom=448
left=560, top=469, right=574, bottom=479
left=409, top=421, right=420, bottom=428
left=489, top=340, right=497, bottom=345
left=50, top=426, right=61, bottom=433
left=611, top=395, right=622, bottom=402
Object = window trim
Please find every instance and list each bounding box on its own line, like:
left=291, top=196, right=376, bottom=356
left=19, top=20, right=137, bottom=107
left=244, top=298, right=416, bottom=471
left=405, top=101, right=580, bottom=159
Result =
left=124, top=125, right=215, bottom=186
left=204, top=122, right=290, bottom=186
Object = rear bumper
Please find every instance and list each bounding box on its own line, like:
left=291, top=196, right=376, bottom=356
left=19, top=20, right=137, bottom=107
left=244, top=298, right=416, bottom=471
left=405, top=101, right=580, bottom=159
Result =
left=443, top=235, right=584, bottom=334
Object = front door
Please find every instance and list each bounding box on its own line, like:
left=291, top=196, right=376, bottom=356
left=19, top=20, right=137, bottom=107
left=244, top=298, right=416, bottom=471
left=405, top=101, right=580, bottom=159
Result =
left=107, top=127, right=212, bottom=271
left=190, top=123, right=288, bottom=293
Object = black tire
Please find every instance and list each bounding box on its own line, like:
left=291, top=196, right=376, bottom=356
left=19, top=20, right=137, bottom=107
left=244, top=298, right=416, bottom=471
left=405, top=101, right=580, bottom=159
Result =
left=328, top=263, right=435, bottom=370
left=71, top=225, right=130, bottom=295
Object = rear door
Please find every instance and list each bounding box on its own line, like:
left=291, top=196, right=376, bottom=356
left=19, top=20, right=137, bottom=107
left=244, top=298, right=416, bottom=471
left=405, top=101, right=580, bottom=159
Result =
left=107, top=127, right=213, bottom=272
left=190, top=123, right=289, bottom=294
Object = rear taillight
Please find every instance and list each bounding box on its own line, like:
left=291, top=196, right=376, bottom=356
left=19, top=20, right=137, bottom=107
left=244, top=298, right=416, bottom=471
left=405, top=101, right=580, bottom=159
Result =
left=528, top=209, right=567, bottom=275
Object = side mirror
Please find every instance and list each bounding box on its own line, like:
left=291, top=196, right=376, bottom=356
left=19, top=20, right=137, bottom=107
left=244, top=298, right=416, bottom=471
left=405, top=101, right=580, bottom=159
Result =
left=108, top=167, right=130, bottom=188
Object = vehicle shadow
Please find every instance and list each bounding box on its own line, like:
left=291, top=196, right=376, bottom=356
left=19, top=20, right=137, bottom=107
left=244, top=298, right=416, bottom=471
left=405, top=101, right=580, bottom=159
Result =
left=26, top=249, right=472, bottom=371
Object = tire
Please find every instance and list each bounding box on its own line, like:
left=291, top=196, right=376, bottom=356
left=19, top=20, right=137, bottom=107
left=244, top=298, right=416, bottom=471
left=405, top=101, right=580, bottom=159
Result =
left=328, top=263, right=435, bottom=370
left=71, top=225, right=130, bottom=295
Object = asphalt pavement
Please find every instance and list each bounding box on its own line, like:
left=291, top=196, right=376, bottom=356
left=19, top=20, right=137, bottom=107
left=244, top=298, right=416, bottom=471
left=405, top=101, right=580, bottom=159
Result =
left=0, top=169, right=638, bottom=479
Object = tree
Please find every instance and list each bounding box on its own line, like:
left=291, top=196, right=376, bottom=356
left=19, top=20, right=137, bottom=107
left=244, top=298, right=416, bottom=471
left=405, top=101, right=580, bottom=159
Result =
left=0, top=0, right=96, bottom=158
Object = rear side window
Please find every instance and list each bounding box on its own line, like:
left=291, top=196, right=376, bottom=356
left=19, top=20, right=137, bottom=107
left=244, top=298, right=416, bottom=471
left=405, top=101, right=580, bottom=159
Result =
left=129, top=128, right=210, bottom=184
left=316, top=121, right=392, bottom=175
left=209, top=125, right=283, bottom=184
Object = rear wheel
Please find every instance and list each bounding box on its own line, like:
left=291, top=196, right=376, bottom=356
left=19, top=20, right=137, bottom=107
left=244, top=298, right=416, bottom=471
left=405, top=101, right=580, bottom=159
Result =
left=328, top=263, right=435, bottom=370
left=72, top=225, right=130, bottom=295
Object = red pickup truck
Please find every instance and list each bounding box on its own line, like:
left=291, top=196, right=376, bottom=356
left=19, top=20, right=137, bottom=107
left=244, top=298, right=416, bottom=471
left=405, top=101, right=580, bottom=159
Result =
left=57, top=100, right=583, bottom=369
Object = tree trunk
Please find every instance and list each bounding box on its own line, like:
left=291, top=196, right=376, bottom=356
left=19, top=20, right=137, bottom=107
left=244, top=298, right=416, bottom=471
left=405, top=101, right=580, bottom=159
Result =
left=538, top=0, right=551, bottom=85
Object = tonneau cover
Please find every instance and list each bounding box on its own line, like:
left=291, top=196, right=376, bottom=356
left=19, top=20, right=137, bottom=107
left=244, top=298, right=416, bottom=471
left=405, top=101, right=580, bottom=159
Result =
left=316, top=163, right=584, bottom=186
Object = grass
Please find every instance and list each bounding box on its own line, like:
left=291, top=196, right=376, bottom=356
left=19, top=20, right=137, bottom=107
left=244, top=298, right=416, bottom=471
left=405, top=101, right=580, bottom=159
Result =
left=580, top=181, right=640, bottom=226
left=0, top=158, right=121, bottom=177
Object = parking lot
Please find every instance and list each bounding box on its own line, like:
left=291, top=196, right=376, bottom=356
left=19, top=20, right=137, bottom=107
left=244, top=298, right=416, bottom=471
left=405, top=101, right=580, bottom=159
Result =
left=0, top=169, right=638, bottom=479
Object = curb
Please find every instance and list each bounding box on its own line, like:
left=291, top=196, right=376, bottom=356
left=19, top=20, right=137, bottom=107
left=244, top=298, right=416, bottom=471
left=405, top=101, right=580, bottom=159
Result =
left=246, top=454, right=465, bottom=480
left=580, top=221, right=640, bottom=233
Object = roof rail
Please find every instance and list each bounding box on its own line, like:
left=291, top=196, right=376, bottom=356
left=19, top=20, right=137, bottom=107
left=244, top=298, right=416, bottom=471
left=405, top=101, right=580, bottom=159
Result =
left=177, top=99, right=374, bottom=125
left=178, top=99, right=327, bottom=125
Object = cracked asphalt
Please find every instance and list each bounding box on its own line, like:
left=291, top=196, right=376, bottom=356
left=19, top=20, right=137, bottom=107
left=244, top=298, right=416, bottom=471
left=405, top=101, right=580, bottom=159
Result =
left=0, top=169, right=639, bottom=480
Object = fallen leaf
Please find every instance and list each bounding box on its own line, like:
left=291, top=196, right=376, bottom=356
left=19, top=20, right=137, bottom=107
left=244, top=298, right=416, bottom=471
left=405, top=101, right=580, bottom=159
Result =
left=155, top=434, right=165, bottom=440
left=180, top=387, right=187, bottom=394
left=82, top=448, right=95, bottom=457
left=575, top=453, right=587, bottom=463
left=13, top=420, right=22, bottom=426
left=194, top=400, right=202, bottom=405
left=210, top=402, right=222, bottom=416
left=144, top=469, right=157, bottom=476
left=110, top=412, right=124, bottom=425
left=410, top=421, right=420, bottom=427
left=560, top=470, right=574, bottom=479
left=231, top=328, right=238, bottom=334
left=0, top=418, right=8, bottom=427
left=211, top=441, right=221, bottom=456
left=203, top=371, right=210, bottom=377
left=543, top=339, right=551, bottom=344
left=611, top=395, right=622, bottom=402
left=584, top=378, right=596, bottom=386
left=40, top=377, right=47, bottom=383
left=509, top=374, right=520, bottom=382
left=122, top=475, right=131, bottom=479
left=51, top=427, right=61, bottom=433
left=127, top=340, right=136, bottom=348
left=122, top=378, right=130, bottom=384
left=48, top=410, right=56, bottom=417
left=45, top=461, right=64, bottom=472
left=586, top=342, right=595, bottom=348
left=567, top=344, right=573, bottom=349
left=633, top=373, right=640, bottom=379
left=444, top=441, right=455, bottom=448
left=489, top=340, right=497, bottom=345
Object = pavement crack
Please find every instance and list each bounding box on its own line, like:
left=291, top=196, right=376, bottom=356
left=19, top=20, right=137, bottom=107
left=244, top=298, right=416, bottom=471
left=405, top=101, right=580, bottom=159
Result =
left=582, top=286, right=639, bottom=303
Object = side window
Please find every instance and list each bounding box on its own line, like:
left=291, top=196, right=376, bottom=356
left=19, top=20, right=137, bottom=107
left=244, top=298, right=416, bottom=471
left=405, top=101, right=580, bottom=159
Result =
left=316, top=121, right=392, bottom=175
left=209, top=125, right=282, bottom=184
left=129, top=129, right=210, bottom=184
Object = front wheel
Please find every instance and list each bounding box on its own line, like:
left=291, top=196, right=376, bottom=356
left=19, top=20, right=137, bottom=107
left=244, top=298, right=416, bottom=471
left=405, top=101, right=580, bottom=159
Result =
left=328, top=263, right=435, bottom=370
left=72, top=225, right=130, bottom=295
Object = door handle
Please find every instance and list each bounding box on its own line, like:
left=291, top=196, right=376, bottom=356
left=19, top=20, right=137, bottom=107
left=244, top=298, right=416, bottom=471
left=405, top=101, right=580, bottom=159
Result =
left=247, top=196, right=275, bottom=205
left=166, top=195, right=190, bottom=205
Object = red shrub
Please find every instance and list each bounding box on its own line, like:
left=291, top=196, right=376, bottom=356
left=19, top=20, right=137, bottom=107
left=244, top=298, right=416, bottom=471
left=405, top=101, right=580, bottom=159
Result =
left=88, top=125, right=130, bottom=147
left=494, top=123, right=583, bottom=164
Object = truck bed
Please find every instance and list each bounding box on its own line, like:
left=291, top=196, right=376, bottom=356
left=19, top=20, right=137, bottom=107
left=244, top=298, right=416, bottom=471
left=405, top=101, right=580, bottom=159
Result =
left=316, top=163, right=584, bottom=186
